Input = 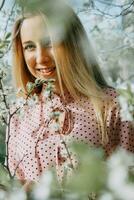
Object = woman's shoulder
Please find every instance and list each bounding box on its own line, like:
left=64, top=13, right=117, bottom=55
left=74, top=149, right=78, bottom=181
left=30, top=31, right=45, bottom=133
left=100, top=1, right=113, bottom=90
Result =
left=75, top=87, right=119, bottom=109
left=103, top=87, right=118, bottom=99
left=102, top=87, right=120, bottom=106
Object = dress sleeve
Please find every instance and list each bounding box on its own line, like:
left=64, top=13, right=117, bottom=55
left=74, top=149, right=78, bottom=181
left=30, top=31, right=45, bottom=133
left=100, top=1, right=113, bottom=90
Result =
left=6, top=109, right=25, bottom=180
left=114, top=111, right=134, bottom=153
left=104, top=88, right=134, bottom=155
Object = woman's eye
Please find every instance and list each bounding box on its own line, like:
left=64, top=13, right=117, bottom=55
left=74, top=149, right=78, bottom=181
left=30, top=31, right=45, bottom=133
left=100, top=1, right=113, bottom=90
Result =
left=24, top=44, right=35, bottom=51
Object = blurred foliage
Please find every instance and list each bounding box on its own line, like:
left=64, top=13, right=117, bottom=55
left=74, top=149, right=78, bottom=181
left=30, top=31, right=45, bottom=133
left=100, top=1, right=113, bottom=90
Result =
left=0, top=142, right=133, bottom=199
left=66, top=143, right=106, bottom=194
left=0, top=0, right=134, bottom=199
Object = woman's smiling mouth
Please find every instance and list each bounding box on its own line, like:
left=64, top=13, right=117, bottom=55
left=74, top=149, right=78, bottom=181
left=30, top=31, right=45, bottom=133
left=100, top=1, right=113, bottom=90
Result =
left=36, top=67, right=56, bottom=76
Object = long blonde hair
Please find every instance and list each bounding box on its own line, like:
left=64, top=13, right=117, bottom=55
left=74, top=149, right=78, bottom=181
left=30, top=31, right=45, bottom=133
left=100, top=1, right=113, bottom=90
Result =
left=12, top=0, right=114, bottom=145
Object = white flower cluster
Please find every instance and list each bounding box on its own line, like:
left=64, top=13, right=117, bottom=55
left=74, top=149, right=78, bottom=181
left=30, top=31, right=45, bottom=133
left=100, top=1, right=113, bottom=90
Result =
left=42, top=82, right=55, bottom=100
left=0, top=68, right=7, bottom=79
left=32, top=171, right=52, bottom=200
left=124, top=37, right=134, bottom=48
left=118, top=95, right=133, bottom=121
left=99, top=148, right=134, bottom=200
left=0, top=188, right=27, bottom=200
left=115, top=0, right=130, bottom=5
left=116, top=80, right=134, bottom=122
left=0, top=190, right=6, bottom=200
left=0, top=101, right=8, bottom=125
left=42, top=89, right=51, bottom=99
left=49, top=121, right=60, bottom=132
left=8, top=188, right=27, bottom=200
left=27, top=93, right=39, bottom=107
left=15, top=97, right=26, bottom=109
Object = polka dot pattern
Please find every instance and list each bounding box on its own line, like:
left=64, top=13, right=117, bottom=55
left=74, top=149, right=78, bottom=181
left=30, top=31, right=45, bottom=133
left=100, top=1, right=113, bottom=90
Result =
left=7, top=88, right=134, bottom=181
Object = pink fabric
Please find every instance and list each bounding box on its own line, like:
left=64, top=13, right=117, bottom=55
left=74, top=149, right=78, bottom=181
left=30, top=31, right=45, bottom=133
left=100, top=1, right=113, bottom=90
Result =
left=7, top=88, right=134, bottom=181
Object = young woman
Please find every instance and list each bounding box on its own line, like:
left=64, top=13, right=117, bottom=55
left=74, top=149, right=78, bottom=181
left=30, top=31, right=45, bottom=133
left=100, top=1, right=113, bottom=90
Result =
left=8, top=0, right=134, bottom=186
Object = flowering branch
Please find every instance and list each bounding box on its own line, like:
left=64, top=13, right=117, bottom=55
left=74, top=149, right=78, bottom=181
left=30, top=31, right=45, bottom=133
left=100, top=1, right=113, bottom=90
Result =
left=1, top=78, right=54, bottom=180
left=12, top=154, right=28, bottom=178
left=3, top=1, right=16, bottom=37
left=0, top=72, right=9, bottom=111
left=42, top=81, right=75, bottom=170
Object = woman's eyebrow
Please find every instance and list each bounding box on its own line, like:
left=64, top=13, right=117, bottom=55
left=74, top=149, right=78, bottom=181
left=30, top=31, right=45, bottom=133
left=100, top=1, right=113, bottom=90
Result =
left=22, top=40, right=33, bottom=45
left=22, top=38, right=51, bottom=45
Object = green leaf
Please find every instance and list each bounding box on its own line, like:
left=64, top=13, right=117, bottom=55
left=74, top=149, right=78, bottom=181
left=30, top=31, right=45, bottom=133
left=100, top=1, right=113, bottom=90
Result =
left=0, top=50, right=3, bottom=54
left=35, top=78, right=42, bottom=85
left=0, top=164, right=10, bottom=188
left=26, top=82, right=34, bottom=93
left=0, top=155, right=5, bottom=165
left=0, top=43, right=5, bottom=49
left=5, top=33, right=11, bottom=40
left=117, top=89, right=130, bottom=99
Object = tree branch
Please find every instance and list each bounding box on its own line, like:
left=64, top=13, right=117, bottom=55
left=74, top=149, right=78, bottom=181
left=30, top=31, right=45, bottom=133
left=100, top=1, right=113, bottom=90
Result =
left=0, top=0, right=5, bottom=11
left=95, top=0, right=133, bottom=8
left=78, top=0, right=134, bottom=18
left=94, top=1, right=134, bottom=18
left=99, top=44, right=130, bottom=54
left=12, top=154, right=28, bottom=178
left=0, top=77, right=9, bottom=110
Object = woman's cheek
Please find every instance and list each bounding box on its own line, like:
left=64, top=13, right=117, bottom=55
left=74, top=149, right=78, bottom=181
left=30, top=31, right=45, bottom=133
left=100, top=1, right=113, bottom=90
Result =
left=25, top=54, right=36, bottom=69
left=50, top=48, right=54, bottom=57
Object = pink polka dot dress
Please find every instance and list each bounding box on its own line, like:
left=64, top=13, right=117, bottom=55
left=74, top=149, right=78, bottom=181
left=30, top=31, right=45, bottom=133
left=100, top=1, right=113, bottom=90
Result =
left=7, top=88, right=134, bottom=182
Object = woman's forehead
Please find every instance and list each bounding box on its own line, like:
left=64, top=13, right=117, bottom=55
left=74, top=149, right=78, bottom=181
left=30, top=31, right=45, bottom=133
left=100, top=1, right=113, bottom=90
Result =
left=20, top=15, right=50, bottom=43
left=20, top=15, right=65, bottom=45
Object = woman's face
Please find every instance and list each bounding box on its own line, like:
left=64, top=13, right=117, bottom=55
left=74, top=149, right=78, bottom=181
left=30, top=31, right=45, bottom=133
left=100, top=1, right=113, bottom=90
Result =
left=20, top=15, right=57, bottom=80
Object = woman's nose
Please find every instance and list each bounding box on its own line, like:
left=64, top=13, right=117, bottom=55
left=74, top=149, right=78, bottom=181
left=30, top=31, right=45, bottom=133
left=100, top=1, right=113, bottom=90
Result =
left=36, top=47, right=51, bottom=64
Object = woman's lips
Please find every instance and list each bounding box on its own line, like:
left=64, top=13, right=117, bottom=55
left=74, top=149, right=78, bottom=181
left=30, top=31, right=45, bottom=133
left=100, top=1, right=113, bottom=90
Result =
left=36, top=67, right=56, bottom=76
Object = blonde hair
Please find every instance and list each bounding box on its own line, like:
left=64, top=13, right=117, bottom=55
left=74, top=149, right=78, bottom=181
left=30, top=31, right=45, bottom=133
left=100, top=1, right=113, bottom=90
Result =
left=12, top=0, right=114, bottom=145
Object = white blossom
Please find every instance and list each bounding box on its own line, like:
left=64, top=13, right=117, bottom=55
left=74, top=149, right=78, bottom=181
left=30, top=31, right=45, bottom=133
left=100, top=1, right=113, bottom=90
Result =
left=45, top=100, right=53, bottom=108
left=49, top=121, right=60, bottom=132
left=115, top=0, right=128, bottom=4
left=17, top=108, right=25, bottom=119
left=27, top=94, right=39, bottom=107
left=118, top=184, right=134, bottom=200
left=16, top=87, right=23, bottom=95
left=32, top=171, right=52, bottom=200
left=99, top=192, right=114, bottom=200
left=42, top=89, right=51, bottom=99
left=108, top=149, right=134, bottom=171
left=16, top=97, right=26, bottom=108
left=8, top=188, right=27, bottom=200
left=106, top=149, right=134, bottom=200
left=0, top=69, right=6, bottom=78
left=116, top=80, right=134, bottom=121
left=125, top=26, right=134, bottom=34
left=118, top=95, right=128, bottom=108
left=123, top=36, right=134, bottom=48
left=118, top=95, right=133, bottom=121
left=120, top=107, right=133, bottom=121
left=0, top=190, right=6, bottom=200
